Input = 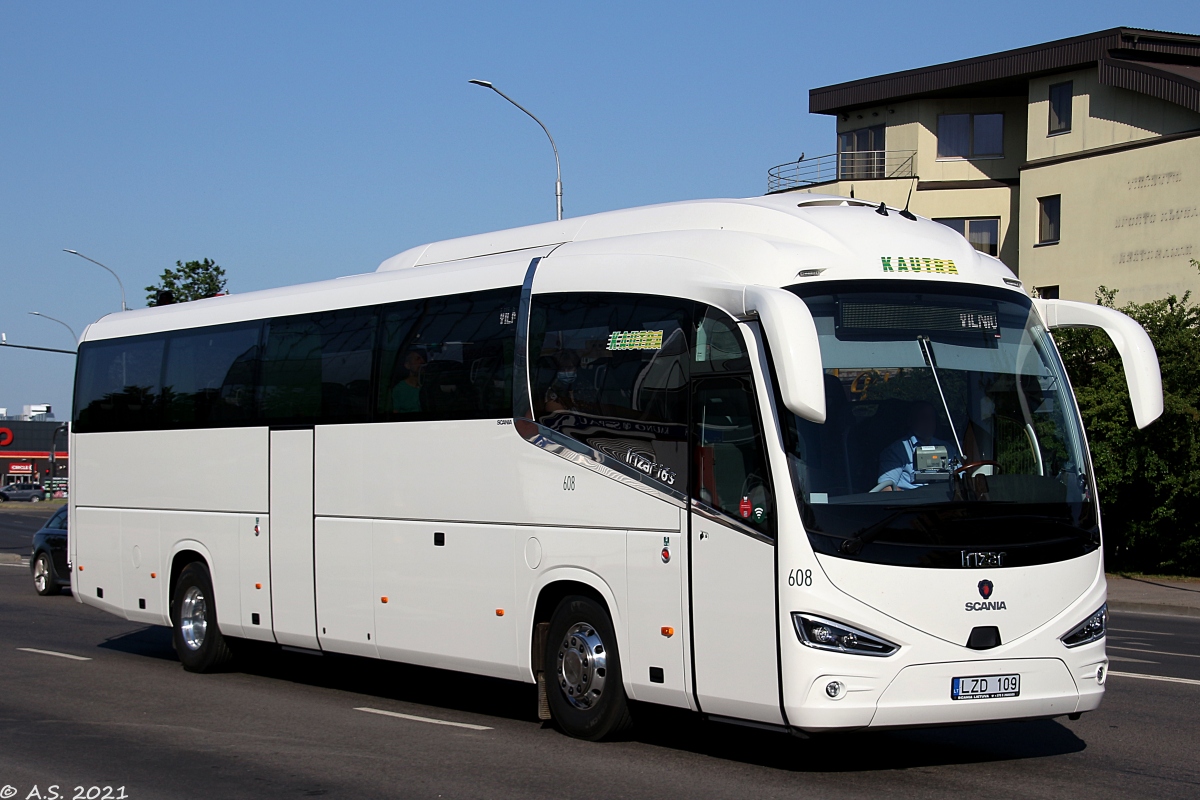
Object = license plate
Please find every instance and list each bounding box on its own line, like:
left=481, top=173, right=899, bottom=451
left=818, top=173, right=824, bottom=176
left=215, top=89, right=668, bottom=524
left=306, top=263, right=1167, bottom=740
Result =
left=952, top=673, right=1020, bottom=700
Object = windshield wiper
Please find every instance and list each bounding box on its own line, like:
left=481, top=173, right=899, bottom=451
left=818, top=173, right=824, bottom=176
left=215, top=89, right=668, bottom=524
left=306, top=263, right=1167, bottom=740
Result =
left=917, top=336, right=965, bottom=460
left=839, top=509, right=924, bottom=555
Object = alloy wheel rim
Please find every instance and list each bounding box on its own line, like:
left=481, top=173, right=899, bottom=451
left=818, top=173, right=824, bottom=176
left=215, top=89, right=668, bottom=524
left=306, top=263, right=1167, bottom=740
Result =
left=34, top=557, right=48, bottom=592
left=180, top=585, right=208, bottom=651
left=556, top=622, right=609, bottom=710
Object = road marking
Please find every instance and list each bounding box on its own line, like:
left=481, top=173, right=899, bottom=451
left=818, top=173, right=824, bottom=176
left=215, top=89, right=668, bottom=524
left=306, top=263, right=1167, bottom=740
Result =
left=354, top=707, right=492, bottom=730
left=1109, top=627, right=1174, bottom=635
left=1108, top=654, right=1158, bottom=664
left=1107, top=645, right=1200, bottom=660
left=17, top=648, right=92, bottom=661
left=1109, top=671, right=1200, bottom=687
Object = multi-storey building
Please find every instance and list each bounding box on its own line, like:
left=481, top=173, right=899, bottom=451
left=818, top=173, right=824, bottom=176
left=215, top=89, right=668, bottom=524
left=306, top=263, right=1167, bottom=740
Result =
left=769, top=27, right=1200, bottom=303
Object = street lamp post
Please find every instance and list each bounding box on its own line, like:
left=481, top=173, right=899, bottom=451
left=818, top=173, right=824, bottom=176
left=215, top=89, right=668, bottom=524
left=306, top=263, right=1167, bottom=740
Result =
left=469, top=79, right=563, bottom=221
left=63, top=249, right=128, bottom=311
left=28, top=312, right=78, bottom=347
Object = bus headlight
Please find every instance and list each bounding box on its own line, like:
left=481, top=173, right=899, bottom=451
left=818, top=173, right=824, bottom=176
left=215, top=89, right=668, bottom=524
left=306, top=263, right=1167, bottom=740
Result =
left=792, top=613, right=898, bottom=657
left=1061, top=604, right=1107, bottom=648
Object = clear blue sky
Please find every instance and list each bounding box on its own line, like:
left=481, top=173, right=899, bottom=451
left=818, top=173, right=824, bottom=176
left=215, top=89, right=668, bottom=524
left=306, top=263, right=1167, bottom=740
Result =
left=2, top=1, right=1198, bottom=417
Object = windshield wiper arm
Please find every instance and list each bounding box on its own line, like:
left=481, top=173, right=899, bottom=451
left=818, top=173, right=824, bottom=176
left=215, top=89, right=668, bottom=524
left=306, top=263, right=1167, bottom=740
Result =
left=840, top=509, right=920, bottom=555
left=918, top=336, right=965, bottom=460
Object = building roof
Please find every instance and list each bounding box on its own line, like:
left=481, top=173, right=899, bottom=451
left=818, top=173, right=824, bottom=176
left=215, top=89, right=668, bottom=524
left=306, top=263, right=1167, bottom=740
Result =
left=810, top=27, right=1200, bottom=115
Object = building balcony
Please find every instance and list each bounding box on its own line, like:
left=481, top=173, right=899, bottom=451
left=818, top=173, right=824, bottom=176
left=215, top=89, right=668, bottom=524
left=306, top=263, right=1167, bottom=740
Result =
left=766, top=150, right=916, bottom=193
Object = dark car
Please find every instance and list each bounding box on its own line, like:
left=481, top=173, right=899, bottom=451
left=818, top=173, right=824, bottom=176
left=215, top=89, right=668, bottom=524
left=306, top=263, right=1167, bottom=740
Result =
left=1, top=482, right=47, bottom=502
left=31, top=505, right=70, bottom=596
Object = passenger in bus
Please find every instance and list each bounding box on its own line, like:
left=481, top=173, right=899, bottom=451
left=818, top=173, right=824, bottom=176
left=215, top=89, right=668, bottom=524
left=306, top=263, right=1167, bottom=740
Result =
left=390, top=347, right=427, bottom=413
left=543, top=349, right=581, bottom=413
left=876, top=401, right=955, bottom=491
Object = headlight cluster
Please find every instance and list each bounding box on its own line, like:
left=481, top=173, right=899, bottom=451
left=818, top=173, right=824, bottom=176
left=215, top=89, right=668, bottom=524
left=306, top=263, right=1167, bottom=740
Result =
left=1061, top=604, right=1107, bottom=648
left=792, top=613, right=899, bottom=657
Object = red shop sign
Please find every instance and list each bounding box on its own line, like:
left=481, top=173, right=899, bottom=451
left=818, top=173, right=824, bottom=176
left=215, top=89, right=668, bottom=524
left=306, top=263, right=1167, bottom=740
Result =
left=8, top=463, right=33, bottom=475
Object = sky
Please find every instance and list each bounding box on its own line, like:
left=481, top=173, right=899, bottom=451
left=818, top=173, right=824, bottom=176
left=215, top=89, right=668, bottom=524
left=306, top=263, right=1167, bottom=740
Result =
left=2, top=1, right=1198, bottom=417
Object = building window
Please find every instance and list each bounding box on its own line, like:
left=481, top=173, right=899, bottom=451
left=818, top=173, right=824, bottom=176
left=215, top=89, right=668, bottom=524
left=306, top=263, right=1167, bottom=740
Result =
left=1048, top=81, right=1072, bottom=135
left=937, top=113, right=1004, bottom=158
left=1035, top=286, right=1060, bottom=300
left=934, top=217, right=1000, bottom=257
left=838, top=124, right=885, bottom=179
left=1038, top=195, right=1061, bottom=244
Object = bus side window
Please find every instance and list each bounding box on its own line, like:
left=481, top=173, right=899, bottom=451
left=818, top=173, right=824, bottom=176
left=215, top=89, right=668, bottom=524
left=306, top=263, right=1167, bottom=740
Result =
left=529, top=292, right=692, bottom=492
left=162, top=322, right=262, bottom=427
left=260, top=307, right=378, bottom=424
left=74, top=334, right=167, bottom=433
left=691, top=308, right=774, bottom=535
left=375, top=287, right=521, bottom=422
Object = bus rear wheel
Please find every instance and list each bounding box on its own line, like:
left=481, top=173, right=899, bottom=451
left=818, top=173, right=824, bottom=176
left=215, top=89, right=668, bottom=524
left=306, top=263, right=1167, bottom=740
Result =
left=172, top=562, right=234, bottom=673
left=544, top=595, right=632, bottom=740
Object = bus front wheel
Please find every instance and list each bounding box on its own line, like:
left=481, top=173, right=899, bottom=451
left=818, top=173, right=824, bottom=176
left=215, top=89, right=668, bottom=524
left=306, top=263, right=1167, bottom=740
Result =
left=544, top=595, right=632, bottom=740
left=171, top=561, right=234, bottom=673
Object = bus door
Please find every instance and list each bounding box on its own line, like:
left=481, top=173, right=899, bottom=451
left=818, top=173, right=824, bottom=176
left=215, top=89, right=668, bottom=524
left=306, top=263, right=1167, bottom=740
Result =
left=688, top=373, right=784, bottom=725
left=269, top=428, right=319, bottom=648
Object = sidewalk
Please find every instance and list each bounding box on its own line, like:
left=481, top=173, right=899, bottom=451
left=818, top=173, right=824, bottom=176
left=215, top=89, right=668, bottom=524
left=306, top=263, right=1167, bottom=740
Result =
left=1106, top=574, right=1200, bottom=618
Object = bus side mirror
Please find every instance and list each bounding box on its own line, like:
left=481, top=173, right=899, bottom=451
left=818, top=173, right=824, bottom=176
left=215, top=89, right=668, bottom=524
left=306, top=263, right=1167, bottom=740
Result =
left=1034, top=298, right=1163, bottom=429
left=744, top=285, right=826, bottom=423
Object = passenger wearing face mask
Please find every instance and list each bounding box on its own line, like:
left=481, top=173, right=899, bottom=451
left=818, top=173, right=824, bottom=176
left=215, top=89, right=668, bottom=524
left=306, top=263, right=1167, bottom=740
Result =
left=544, top=350, right=581, bottom=413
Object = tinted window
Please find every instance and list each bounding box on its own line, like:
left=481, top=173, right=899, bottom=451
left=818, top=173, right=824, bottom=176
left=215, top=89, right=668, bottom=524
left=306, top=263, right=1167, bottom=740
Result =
left=530, top=292, right=692, bottom=490
left=692, top=309, right=774, bottom=535
left=260, top=308, right=378, bottom=424
left=46, top=506, right=68, bottom=530
left=74, top=335, right=166, bottom=432
left=163, top=323, right=261, bottom=427
left=376, top=287, right=520, bottom=421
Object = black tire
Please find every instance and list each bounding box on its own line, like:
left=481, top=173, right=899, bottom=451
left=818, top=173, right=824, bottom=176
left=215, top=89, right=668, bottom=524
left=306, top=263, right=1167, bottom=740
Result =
left=29, top=495, right=40, bottom=503
left=32, top=552, right=61, bottom=596
left=171, top=561, right=235, bottom=673
left=544, top=595, right=633, bottom=741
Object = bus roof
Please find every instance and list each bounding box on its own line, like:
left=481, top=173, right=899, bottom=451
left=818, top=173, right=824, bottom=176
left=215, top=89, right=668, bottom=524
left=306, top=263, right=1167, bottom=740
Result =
left=81, top=193, right=1020, bottom=343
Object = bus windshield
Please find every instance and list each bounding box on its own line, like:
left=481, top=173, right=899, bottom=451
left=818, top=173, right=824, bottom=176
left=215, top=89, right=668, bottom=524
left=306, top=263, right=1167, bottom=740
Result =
left=783, top=281, right=1098, bottom=568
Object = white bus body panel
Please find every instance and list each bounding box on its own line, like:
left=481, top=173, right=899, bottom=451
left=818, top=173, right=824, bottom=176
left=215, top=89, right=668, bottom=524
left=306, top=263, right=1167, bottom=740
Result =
left=73, top=428, right=268, bottom=513
left=371, top=518, right=519, bottom=678
left=815, top=551, right=1101, bottom=645
left=690, top=517, right=782, bottom=723
left=315, top=517, right=377, bottom=658
left=269, top=429, right=316, bottom=647
left=625, top=527, right=689, bottom=707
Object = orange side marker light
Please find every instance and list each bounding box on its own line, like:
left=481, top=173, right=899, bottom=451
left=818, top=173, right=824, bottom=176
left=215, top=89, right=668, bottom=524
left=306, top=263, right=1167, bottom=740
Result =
left=255, top=583, right=262, bottom=590
left=381, top=596, right=389, bottom=604
left=496, top=609, right=505, bottom=617
left=150, top=572, right=156, bottom=578
left=78, top=566, right=83, bottom=571
left=661, top=626, right=675, bottom=637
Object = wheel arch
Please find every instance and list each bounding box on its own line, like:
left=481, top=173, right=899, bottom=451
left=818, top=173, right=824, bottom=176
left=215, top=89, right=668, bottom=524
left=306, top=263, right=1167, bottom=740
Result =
left=167, top=543, right=213, bottom=623
left=527, top=570, right=621, bottom=680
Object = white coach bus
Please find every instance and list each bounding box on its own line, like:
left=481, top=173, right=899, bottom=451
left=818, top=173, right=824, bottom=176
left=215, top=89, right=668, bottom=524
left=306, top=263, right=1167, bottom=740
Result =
left=69, top=194, right=1162, bottom=739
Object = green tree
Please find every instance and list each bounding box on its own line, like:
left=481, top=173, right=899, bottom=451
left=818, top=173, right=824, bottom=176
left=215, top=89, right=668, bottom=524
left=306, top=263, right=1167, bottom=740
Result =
left=1053, top=260, right=1200, bottom=575
left=145, top=258, right=227, bottom=305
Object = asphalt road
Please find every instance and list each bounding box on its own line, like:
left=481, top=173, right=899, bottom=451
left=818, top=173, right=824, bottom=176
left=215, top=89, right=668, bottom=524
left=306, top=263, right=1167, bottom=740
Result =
left=1, top=511, right=1198, bottom=799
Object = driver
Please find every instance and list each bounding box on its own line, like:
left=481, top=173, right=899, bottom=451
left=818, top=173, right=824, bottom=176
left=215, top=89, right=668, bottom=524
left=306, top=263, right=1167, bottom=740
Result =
left=877, top=401, right=955, bottom=491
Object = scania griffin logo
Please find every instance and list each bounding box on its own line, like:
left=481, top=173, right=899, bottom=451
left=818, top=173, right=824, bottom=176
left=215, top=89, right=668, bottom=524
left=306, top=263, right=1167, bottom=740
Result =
left=965, top=579, right=1006, bottom=611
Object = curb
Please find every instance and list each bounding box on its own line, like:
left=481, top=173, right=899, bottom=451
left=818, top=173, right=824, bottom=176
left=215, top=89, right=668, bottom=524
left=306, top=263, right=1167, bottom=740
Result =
left=1108, top=600, right=1200, bottom=619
